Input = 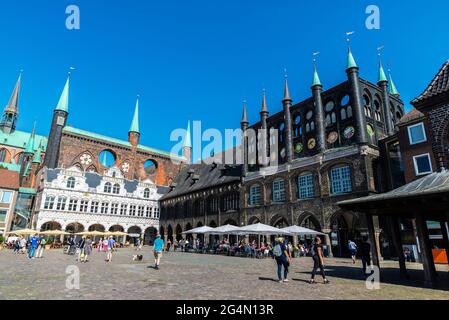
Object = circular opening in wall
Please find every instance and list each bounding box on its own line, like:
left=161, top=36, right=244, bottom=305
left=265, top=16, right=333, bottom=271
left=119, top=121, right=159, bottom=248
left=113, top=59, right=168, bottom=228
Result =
left=144, top=159, right=158, bottom=176
left=325, top=101, right=335, bottom=112
left=340, top=95, right=350, bottom=106
left=99, top=150, right=116, bottom=168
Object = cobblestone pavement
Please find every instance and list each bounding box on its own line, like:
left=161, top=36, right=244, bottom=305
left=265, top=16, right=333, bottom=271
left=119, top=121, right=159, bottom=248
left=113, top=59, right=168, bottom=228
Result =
left=0, top=248, right=448, bottom=300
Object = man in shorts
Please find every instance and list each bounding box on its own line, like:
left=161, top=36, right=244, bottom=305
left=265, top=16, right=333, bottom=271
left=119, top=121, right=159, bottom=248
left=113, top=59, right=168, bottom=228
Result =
left=106, top=236, right=116, bottom=262
left=153, top=233, right=164, bottom=270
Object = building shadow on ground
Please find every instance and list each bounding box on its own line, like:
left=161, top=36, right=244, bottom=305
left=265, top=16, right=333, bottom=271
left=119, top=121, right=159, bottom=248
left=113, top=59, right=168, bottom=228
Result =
left=294, top=265, right=449, bottom=291
left=258, top=277, right=281, bottom=283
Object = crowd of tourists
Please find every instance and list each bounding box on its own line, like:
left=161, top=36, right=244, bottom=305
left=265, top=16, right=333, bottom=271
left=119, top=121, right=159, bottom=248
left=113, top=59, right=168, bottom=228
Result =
left=5, top=234, right=48, bottom=259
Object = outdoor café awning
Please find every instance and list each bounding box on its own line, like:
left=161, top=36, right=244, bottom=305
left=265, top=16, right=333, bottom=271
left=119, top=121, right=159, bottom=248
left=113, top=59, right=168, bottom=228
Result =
left=182, top=226, right=214, bottom=234
left=281, top=225, right=324, bottom=236
left=236, top=223, right=292, bottom=236
left=205, top=224, right=242, bottom=235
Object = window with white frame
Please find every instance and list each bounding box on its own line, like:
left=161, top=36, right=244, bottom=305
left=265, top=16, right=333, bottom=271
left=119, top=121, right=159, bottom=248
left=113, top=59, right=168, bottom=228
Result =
left=138, top=206, right=145, bottom=217
left=80, top=200, right=89, bottom=212
left=272, top=179, right=286, bottom=203
left=56, top=197, right=67, bottom=211
left=0, top=209, right=7, bottom=222
left=298, top=174, right=315, bottom=199
left=120, top=204, right=128, bottom=216
left=129, top=205, right=136, bottom=216
left=101, top=202, right=109, bottom=214
left=68, top=199, right=78, bottom=211
left=413, top=154, right=433, bottom=176
left=407, top=122, right=427, bottom=145
left=146, top=206, right=153, bottom=218
left=330, top=166, right=353, bottom=194
left=112, top=184, right=120, bottom=194
left=144, top=188, right=151, bottom=199
left=154, top=207, right=160, bottom=219
left=249, top=184, right=262, bottom=206
left=90, top=201, right=99, bottom=213
left=111, top=203, right=119, bottom=215
left=104, top=182, right=112, bottom=193
left=1, top=191, right=12, bottom=204
left=44, top=196, right=55, bottom=210
left=66, top=177, right=76, bottom=189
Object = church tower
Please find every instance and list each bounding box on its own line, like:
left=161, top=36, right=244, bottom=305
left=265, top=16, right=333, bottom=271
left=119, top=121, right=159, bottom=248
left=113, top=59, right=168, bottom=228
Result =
left=0, top=73, right=21, bottom=134
left=183, top=121, right=192, bottom=164
left=44, top=74, right=70, bottom=169
left=128, top=96, right=141, bottom=179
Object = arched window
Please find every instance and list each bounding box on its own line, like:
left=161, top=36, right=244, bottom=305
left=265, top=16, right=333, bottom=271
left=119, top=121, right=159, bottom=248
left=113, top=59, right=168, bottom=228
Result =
left=374, top=100, right=382, bottom=122
left=0, top=149, right=8, bottom=163
left=347, top=106, right=353, bottom=118
left=272, top=179, right=286, bottom=203
left=341, top=109, right=347, bottom=120
left=112, top=183, right=120, bottom=194
left=330, top=165, right=353, bottom=194
left=67, top=177, right=76, bottom=189
left=144, top=188, right=151, bottom=199
left=298, top=174, right=315, bottom=199
left=249, top=184, right=262, bottom=206
left=104, top=182, right=112, bottom=193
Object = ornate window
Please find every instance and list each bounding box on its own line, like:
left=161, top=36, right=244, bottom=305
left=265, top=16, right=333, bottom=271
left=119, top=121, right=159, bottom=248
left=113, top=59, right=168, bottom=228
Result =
left=146, top=207, right=153, bottom=218
left=44, top=196, right=55, bottom=210
left=298, top=174, right=315, bottom=199
left=80, top=200, right=89, bottom=213
left=144, top=188, right=151, bottom=199
left=138, top=206, right=145, bottom=217
left=374, top=100, right=382, bottom=122
left=104, top=182, right=112, bottom=193
left=112, top=184, right=120, bottom=194
left=56, top=197, right=67, bottom=211
left=129, top=205, right=137, bottom=217
left=120, top=204, right=128, bottom=216
left=330, top=165, right=353, bottom=194
left=68, top=199, right=78, bottom=212
left=154, top=207, right=160, bottom=219
left=111, top=203, right=119, bottom=215
left=90, top=201, right=99, bottom=213
left=272, top=179, right=286, bottom=203
left=101, top=202, right=109, bottom=214
left=249, top=184, right=262, bottom=206
left=67, top=177, right=76, bottom=189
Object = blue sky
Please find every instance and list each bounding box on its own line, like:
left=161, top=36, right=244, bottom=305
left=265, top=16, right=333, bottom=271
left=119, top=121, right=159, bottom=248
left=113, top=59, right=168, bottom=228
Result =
left=0, top=0, right=448, bottom=153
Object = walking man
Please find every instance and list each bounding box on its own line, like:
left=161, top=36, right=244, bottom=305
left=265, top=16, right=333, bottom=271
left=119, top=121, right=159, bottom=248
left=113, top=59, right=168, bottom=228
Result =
left=153, top=233, right=164, bottom=270
left=360, top=236, right=372, bottom=277
left=35, top=236, right=47, bottom=258
left=348, top=240, right=358, bottom=264
left=106, top=236, right=116, bottom=262
left=28, top=234, right=39, bottom=259
left=309, top=237, right=329, bottom=284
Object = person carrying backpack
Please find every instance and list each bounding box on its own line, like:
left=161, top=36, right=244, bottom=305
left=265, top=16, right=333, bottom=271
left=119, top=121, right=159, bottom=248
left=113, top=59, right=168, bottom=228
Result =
left=273, top=237, right=291, bottom=283
left=309, top=236, right=329, bottom=284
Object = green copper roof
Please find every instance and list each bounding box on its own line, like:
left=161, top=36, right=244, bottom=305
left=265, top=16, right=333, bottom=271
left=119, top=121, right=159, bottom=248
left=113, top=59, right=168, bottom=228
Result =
left=19, top=187, right=37, bottom=195
left=56, top=76, right=70, bottom=112
left=0, top=162, right=21, bottom=172
left=0, top=129, right=47, bottom=151
left=32, top=149, right=42, bottom=164
left=24, top=128, right=36, bottom=154
left=184, top=121, right=192, bottom=148
left=63, top=126, right=186, bottom=161
left=347, top=48, right=358, bottom=69
left=312, top=66, right=322, bottom=87
left=389, top=72, right=400, bottom=95
left=378, top=60, right=388, bottom=83
left=129, top=97, right=140, bottom=133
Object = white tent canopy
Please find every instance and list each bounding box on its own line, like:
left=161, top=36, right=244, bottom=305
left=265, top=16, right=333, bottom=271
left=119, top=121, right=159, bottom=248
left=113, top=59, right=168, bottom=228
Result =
left=281, top=225, right=324, bottom=236
left=234, top=223, right=292, bottom=236
left=204, top=224, right=242, bottom=235
left=182, top=226, right=215, bottom=235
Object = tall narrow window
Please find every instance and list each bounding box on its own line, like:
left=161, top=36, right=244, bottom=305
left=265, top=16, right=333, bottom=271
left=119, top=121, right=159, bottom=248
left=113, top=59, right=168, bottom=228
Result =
left=112, top=184, right=120, bottom=194
left=68, top=199, right=78, bottom=211
left=44, top=196, right=55, bottom=210
left=56, top=197, right=67, bottom=211
left=80, top=200, right=89, bottom=212
left=104, top=182, right=112, bottom=193
left=90, top=201, right=99, bottom=213
left=144, top=188, right=151, bottom=199
left=67, top=177, right=76, bottom=189
left=330, top=166, right=352, bottom=194
left=101, top=202, right=109, bottom=214
left=129, top=205, right=136, bottom=216
left=272, top=179, right=286, bottom=203
left=111, top=203, right=119, bottom=215
left=298, top=174, right=315, bottom=199
left=120, top=204, right=128, bottom=216
left=249, top=185, right=262, bottom=206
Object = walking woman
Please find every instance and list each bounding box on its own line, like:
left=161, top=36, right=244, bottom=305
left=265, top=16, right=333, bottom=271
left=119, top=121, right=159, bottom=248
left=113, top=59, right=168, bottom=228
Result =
left=97, top=238, right=103, bottom=253
left=83, top=236, right=93, bottom=263
left=309, top=237, right=329, bottom=284
left=77, top=236, right=86, bottom=262
left=273, top=237, right=291, bottom=283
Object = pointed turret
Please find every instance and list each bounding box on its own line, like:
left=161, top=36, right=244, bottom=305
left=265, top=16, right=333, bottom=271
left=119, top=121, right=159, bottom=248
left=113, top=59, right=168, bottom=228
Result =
left=377, top=50, right=394, bottom=135
left=129, top=96, right=140, bottom=134
left=261, top=90, right=268, bottom=114
left=347, top=47, right=358, bottom=70
left=282, top=75, right=292, bottom=102
left=259, top=90, right=269, bottom=167
left=389, top=70, right=400, bottom=96
left=1, top=72, right=22, bottom=134
left=311, top=59, right=326, bottom=153
left=240, top=99, right=249, bottom=177
left=240, top=100, right=248, bottom=126
left=32, top=147, right=42, bottom=164
left=56, top=75, right=70, bottom=112
left=24, top=124, right=36, bottom=154
left=312, top=64, right=322, bottom=87
left=378, top=56, right=388, bottom=83
left=281, top=73, right=294, bottom=162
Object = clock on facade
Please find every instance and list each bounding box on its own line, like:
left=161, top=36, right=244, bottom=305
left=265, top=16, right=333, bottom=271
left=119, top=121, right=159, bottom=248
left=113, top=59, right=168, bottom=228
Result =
left=307, top=138, right=316, bottom=150
left=121, top=162, right=130, bottom=173
left=294, top=143, right=304, bottom=154
left=327, top=131, right=338, bottom=144
left=344, top=126, right=355, bottom=139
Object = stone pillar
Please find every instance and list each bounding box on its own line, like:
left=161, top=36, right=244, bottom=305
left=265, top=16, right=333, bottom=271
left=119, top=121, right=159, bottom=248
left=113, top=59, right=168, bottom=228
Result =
left=322, top=228, right=333, bottom=258
left=378, top=80, right=394, bottom=135
left=346, top=66, right=368, bottom=144
left=414, top=211, right=437, bottom=286
left=312, top=83, right=326, bottom=153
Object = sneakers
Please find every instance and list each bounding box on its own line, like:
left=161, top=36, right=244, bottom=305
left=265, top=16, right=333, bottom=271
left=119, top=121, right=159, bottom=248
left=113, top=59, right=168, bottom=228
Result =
left=278, top=280, right=283, bottom=283
left=308, top=279, right=316, bottom=284
left=323, top=279, right=330, bottom=284
left=283, top=279, right=289, bottom=283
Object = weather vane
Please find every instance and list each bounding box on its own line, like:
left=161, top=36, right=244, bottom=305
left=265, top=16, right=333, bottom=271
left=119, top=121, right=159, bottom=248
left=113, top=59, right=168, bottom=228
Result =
left=346, top=31, right=355, bottom=44
left=377, top=45, right=385, bottom=56
left=312, top=52, right=320, bottom=65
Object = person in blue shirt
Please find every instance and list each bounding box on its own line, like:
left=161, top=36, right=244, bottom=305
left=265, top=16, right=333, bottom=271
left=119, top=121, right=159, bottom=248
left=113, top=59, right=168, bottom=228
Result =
left=153, top=234, right=164, bottom=270
left=29, top=234, right=39, bottom=259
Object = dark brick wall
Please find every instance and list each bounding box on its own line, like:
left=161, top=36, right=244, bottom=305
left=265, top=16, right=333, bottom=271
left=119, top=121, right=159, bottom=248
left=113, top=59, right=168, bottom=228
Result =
left=426, top=103, right=449, bottom=169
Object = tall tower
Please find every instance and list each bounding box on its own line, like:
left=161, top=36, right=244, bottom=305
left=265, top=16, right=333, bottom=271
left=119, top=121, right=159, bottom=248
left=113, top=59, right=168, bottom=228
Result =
left=128, top=96, right=141, bottom=179
left=0, top=73, right=21, bottom=134
left=311, top=59, right=326, bottom=153
left=20, top=125, right=36, bottom=183
left=259, top=90, right=269, bottom=167
left=183, top=121, right=192, bottom=164
left=345, top=43, right=368, bottom=145
left=240, top=100, right=249, bottom=177
left=377, top=50, right=394, bottom=135
left=43, top=74, right=70, bottom=169
left=282, top=74, right=294, bottom=163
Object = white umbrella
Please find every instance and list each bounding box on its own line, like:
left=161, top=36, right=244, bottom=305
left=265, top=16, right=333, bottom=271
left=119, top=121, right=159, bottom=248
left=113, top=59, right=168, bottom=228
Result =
left=204, top=224, right=242, bottom=235
left=182, top=226, right=215, bottom=235
left=236, top=223, right=292, bottom=236
left=281, top=225, right=324, bottom=236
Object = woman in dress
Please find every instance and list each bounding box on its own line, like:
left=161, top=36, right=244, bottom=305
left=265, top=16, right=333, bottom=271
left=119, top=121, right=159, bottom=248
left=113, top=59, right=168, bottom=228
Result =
left=83, top=236, right=93, bottom=263
left=97, top=238, right=103, bottom=253
left=103, top=238, right=109, bottom=253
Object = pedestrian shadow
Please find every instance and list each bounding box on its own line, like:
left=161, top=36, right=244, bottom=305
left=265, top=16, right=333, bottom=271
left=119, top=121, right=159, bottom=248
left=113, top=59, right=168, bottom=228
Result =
left=296, top=265, right=449, bottom=291
left=258, top=277, right=280, bottom=283
left=291, top=278, right=311, bottom=284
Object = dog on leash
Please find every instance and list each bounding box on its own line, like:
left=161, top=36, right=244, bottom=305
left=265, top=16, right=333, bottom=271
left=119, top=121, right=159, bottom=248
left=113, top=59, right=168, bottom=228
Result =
left=133, top=254, right=143, bottom=261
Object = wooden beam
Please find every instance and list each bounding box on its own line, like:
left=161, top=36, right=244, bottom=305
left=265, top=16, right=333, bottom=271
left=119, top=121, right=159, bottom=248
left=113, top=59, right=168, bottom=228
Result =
left=366, top=213, right=381, bottom=270
left=414, top=211, right=437, bottom=286
left=388, top=216, right=408, bottom=279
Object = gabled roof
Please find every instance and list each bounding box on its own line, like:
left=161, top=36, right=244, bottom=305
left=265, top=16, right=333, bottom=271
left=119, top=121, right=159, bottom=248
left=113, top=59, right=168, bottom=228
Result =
left=0, top=129, right=47, bottom=152
left=398, top=108, right=425, bottom=125
left=161, top=163, right=242, bottom=200
left=411, top=60, right=449, bottom=105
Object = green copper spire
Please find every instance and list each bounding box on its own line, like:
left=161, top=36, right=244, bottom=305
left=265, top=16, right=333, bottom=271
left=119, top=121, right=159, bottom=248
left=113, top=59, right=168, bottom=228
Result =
left=347, top=47, right=358, bottom=70
left=56, top=75, right=70, bottom=112
left=184, top=121, right=192, bottom=148
left=378, top=55, right=388, bottom=83
left=24, top=124, right=36, bottom=154
left=4, top=72, right=22, bottom=114
left=129, top=96, right=140, bottom=134
left=32, top=147, right=42, bottom=164
left=389, top=70, right=400, bottom=95
left=312, top=64, right=322, bottom=87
